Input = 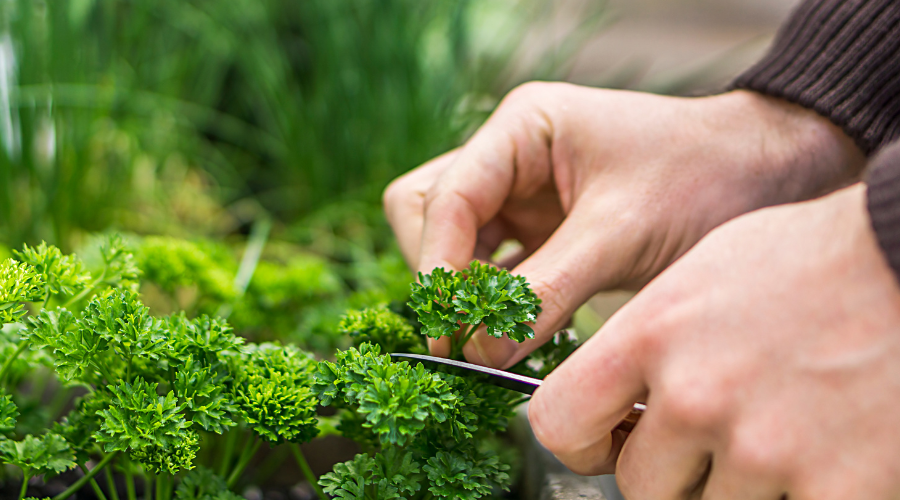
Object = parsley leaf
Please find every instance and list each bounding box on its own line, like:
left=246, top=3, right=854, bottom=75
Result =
left=408, top=261, right=541, bottom=356
left=0, top=433, right=76, bottom=480
left=0, top=259, right=45, bottom=324
left=0, top=393, right=18, bottom=434
left=340, top=304, right=424, bottom=354
left=94, top=378, right=197, bottom=474
left=424, top=448, right=510, bottom=500
left=174, top=356, right=237, bottom=434
left=14, top=242, right=91, bottom=298
left=174, top=466, right=241, bottom=500
left=229, top=343, right=319, bottom=444
left=313, top=344, right=458, bottom=446
left=320, top=450, right=421, bottom=500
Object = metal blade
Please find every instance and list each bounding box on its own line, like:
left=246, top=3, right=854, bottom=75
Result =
left=390, top=352, right=648, bottom=433
left=389, top=353, right=542, bottom=395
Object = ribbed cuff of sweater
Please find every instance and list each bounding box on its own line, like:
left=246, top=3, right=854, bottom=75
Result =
left=732, top=0, right=900, bottom=156
left=867, top=141, right=900, bottom=278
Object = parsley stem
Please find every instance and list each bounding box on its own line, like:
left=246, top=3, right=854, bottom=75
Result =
left=79, top=463, right=109, bottom=500
left=94, top=361, right=116, bottom=386
left=104, top=466, right=121, bottom=500
left=0, top=341, right=28, bottom=387
left=144, top=471, right=153, bottom=500
left=52, top=451, right=118, bottom=500
left=63, top=267, right=107, bottom=309
left=124, top=467, right=137, bottom=500
left=459, top=322, right=480, bottom=350
left=226, top=436, right=261, bottom=488
left=155, top=474, right=171, bottom=500
left=315, top=415, right=341, bottom=437
left=218, top=429, right=240, bottom=477
left=451, top=322, right=480, bottom=359
left=290, top=443, right=327, bottom=500
left=18, top=472, right=30, bottom=500
left=509, top=396, right=531, bottom=407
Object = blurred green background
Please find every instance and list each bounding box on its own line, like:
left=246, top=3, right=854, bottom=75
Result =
left=0, top=0, right=608, bottom=249
left=0, top=0, right=614, bottom=353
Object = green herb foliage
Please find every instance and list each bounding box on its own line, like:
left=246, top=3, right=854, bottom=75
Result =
left=339, top=304, right=425, bottom=355
left=0, top=260, right=45, bottom=324
left=0, top=238, right=329, bottom=499
left=409, top=261, right=542, bottom=357
left=0, top=238, right=580, bottom=500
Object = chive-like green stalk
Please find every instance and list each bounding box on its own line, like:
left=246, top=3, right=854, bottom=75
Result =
left=226, top=437, right=261, bottom=488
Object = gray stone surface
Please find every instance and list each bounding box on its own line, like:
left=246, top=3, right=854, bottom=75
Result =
left=515, top=406, right=610, bottom=500
left=540, top=474, right=607, bottom=500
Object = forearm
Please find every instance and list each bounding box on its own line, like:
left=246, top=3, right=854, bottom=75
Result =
left=733, top=0, right=900, bottom=156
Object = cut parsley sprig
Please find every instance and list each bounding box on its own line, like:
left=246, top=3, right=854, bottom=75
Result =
left=408, top=261, right=542, bottom=358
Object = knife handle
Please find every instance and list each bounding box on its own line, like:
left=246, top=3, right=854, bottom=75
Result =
left=614, top=403, right=646, bottom=433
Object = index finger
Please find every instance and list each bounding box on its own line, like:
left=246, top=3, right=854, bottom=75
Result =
left=416, top=90, right=554, bottom=274
left=383, top=149, right=462, bottom=271
left=528, top=308, right=649, bottom=474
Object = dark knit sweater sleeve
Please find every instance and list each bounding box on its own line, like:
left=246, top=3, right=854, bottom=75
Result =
left=867, top=141, right=900, bottom=278
left=732, top=0, right=900, bottom=156
left=732, top=0, right=900, bottom=282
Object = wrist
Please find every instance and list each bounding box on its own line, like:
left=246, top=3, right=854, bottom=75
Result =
left=703, top=90, right=867, bottom=206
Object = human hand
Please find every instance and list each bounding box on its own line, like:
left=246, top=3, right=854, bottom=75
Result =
left=383, top=82, right=864, bottom=367
left=528, top=184, right=900, bottom=499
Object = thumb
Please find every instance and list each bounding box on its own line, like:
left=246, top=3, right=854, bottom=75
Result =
left=462, top=200, right=641, bottom=368
left=528, top=312, right=648, bottom=475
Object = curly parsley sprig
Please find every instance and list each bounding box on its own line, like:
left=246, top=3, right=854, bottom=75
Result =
left=408, top=261, right=542, bottom=358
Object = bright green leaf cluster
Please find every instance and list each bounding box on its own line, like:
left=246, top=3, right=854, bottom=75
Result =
left=83, top=289, right=166, bottom=361
left=409, top=261, right=542, bottom=344
left=229, top=343, right=319, bottom=444
left=175, top=466, right=243, bottom=500
left=424, top=448, right=510, bottom=499
left=95, top=378, right=198, bottom=474
left=167, top=313, right=245, bottom=362
left=0, top=259, right=45, bottom=324
left=0, top=393, right=18, bottom=434
left=26, top=307, right=109, bottom=384
left=319, top=448, right=422, bottom=500
left=0, top=433, right=76, bottom=479
left=339, top=304, right=423, bottom=354
left=313, top=343, right=457, bottom=446
left=174, top=357, right=237, bottom=434
left=14, top=242, right=90, bottom=298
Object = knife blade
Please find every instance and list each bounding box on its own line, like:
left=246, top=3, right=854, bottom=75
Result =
left=390, top=352, right=645, bottom=433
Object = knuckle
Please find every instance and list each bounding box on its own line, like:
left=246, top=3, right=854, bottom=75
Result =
left=530, top=268, right=576, bottom=316
left=727, top=434, right=785, bottom=478
left=656, top=379, right=729, bottom=432
left=382, top=174, right=411, bottom=211
left=504, top=81, right=548, bottom=103
left=499, top=81, right=564, bottom=110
